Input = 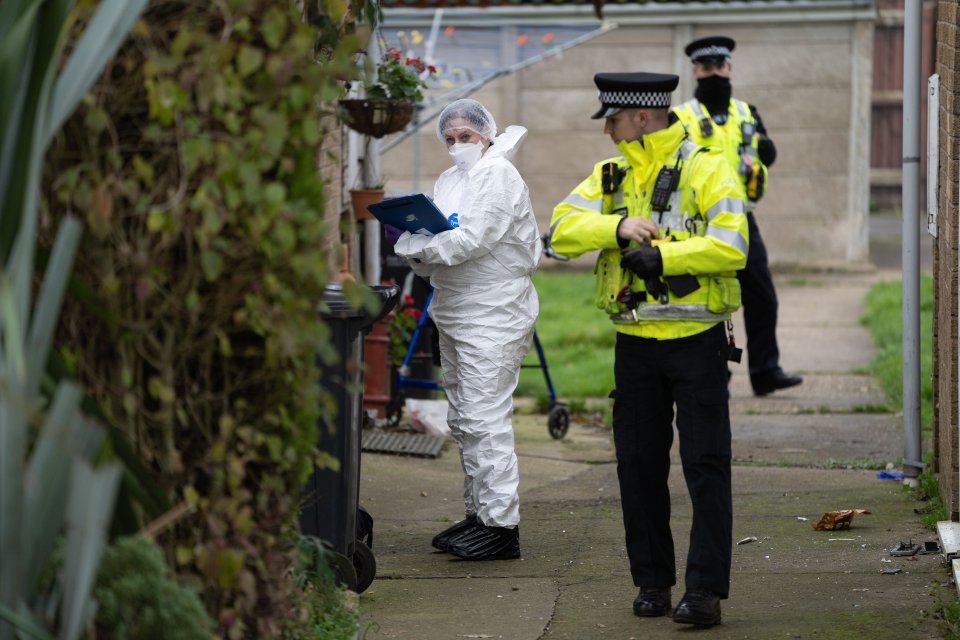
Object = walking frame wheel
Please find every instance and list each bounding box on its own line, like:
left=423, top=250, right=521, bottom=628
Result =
left=548, top=404, right=570, bottom=440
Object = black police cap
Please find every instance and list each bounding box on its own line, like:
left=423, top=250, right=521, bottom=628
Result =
left=591, top=72, right=679, bottom=119
left=684, top=36, right=736, bottom=64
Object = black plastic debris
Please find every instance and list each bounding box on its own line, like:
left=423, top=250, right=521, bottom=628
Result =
left=890, top=539, right=921, bottom=557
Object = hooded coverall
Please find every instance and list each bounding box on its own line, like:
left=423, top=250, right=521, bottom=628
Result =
left=549, top=120, right=747, bottom=597
left=394, top=126, right=541, bottom=528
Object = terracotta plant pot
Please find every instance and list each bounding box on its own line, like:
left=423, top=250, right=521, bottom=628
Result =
left=350, top=188, right=384, bottom=221
left=363, top=313, right=392, bottom=419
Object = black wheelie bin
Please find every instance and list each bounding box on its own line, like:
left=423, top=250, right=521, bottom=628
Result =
left=300, top=283, right=400, bottom=593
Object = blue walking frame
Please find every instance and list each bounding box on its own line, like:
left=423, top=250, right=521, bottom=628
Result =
left=390, top=287, right=570, bottom=439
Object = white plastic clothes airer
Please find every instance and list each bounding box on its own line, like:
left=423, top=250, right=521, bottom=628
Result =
left=394, top=125, right=541, bottom=528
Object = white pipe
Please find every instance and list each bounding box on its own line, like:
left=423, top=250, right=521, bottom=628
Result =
left=363, top=136, right=382, bottom=286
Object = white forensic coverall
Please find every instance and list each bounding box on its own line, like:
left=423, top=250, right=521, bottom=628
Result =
left=394, top=125, right=541, bottom=528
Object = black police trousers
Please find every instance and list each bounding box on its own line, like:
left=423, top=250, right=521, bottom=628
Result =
left=738, top=211, right=781, bottom=380
left=611, top=323, right=732, bottom=598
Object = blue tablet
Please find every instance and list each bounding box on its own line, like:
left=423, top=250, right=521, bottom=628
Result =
left=366, top=193, right=454, bottom=236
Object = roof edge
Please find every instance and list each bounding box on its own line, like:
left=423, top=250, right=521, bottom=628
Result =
left=383, top=1, right=877, bottom=27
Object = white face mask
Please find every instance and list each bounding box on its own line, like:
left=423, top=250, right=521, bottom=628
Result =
left=448, top=141, right=484, bottom=172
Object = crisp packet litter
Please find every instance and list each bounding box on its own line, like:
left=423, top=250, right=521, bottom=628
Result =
left=811, top=509, right=871, bottom=531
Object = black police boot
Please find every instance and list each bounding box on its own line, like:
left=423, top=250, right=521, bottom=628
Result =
left=751, top=368, right=803, bottom=396
left=432, top=515, right=478, bottom=552
left=447, top=523, right=520, bottom=560
left=672, top=589, right=721, bottom=626
left=633, top=587, right=671, bottom=617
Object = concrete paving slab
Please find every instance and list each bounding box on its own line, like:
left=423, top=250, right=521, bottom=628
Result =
left=359, top=577, right=558, bottom=639
left=732, top=412, right=902, bottom=467
left=729, top=373, right=889, bottom=413
left=357, top=270, right=947, bottom=639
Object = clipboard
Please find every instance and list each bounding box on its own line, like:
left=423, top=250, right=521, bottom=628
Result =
left=366, top=193, right=454, bottom=236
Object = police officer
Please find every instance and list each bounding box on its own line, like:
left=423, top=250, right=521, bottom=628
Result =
left=548, top=72, right=747, bottom=627
left=673, top=36, right=802, bottom=397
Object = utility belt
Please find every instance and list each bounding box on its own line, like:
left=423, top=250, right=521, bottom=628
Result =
left=594, top=246, right=740, bottom=324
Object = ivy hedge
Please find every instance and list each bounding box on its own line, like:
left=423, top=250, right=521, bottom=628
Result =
left=41, top=1, right=364, bottom=636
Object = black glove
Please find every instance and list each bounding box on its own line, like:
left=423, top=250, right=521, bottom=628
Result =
left=620, top=244, right=663, bottom=278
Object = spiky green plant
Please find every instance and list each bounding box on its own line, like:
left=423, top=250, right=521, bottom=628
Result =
left=0, top=0, right=147, bottom=638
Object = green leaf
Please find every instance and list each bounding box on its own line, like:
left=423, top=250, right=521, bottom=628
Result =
left=59, top=461, right=122, bottom=640
left=301, top=118, right=319, bottom=146
left=146, top=209, right=168, bottom=233
left=0, top=602, right=52, bottom=640
left=82, top=104, right=109, bottom=133
left=47, top=0, right=150, bottom=141
left=263, top=182, right=286, bottom=206
left=201, top=249, right=223, bottom=281
left=131, top=154, right=154, bottom=186
left=236, top=45, right=263, bottom=78
left=21, top=383, right=96, bottom=591
left=261, top=8, right=288, bottom=51
left=25, top=216, right=81, bottom=395
left=182, top=135, right=212, bottom=173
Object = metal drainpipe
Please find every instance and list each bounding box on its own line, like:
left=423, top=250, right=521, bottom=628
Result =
left=901, top=0, right=922, bottom=485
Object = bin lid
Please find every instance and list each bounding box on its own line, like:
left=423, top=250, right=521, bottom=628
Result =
left=320, top=284, right=401, bottom=329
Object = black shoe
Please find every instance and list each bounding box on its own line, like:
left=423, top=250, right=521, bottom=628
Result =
left=432, top=515, right=478, bottom=551
left=752, top=368, right=803, bottom=396
left=633, top=587, right=671, bottom=617
left=447, top=523, right=520, bottom=560
left=672, top=589, right=721, bottom=626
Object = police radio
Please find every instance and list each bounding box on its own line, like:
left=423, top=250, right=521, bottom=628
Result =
left=650, top=165, right=680, bottom=212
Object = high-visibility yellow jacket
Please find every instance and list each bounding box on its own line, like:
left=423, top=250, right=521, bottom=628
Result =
left=549, top=121, right=748, bottom=340
left=673, top=98, right=766, bottom=209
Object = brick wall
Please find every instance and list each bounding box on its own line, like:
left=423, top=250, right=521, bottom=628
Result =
left=935, top=0, right=960, bottom=518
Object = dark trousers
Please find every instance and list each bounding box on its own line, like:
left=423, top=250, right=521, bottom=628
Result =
left=611, top=324, right=732, bottom=598
left=738, top=210, right=781, bottom=380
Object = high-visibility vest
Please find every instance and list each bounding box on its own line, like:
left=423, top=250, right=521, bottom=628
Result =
left=548, top=121, right=749, bottom=340
left=673, top=98, right=767, bottom=209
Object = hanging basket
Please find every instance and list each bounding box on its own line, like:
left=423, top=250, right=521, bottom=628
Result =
left=338, top=99, right=415, bottom=138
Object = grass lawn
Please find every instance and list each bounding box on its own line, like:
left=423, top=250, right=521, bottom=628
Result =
left=517, top=270, right=615, bottom=402
left=521, top=270, right=935, bottom=430
left=859, top=274, right=933, bottom=429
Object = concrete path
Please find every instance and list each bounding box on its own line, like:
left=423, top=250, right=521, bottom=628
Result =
left=358, top=268, right=946, bottom=639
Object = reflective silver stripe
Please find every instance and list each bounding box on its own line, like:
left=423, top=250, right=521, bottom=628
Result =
left=660, top=195, right=684, bottom=230
left=707, top=225, right=749, bottom=255
left=561, top=192, right=602, bottom=212
left=689, top=101, right=705, bottom=119
left=636, top=303, right=729, bottom=322
left=734, top=99, right=749, bottom=117
left=704, top=197, right=744, bottom=222
left=679, top=140, right=699, bottom=161
left=542, top=212, right=574, bottom=261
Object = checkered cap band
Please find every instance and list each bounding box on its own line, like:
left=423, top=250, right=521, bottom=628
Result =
left=597, top=90, right=672, bottom=109
left=691, top=45, right=731, bottom=61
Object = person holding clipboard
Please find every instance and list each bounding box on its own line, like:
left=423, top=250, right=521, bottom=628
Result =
left=393, top=98, right=541, bottom=561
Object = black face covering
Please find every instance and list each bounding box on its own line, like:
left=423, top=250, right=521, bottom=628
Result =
left=695, top=75, right=732, bottom=116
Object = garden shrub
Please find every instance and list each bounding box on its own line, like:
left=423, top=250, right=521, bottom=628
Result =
left=94, top=536, right=216, bottom=639
left=41, top=0, right=366, bottom=636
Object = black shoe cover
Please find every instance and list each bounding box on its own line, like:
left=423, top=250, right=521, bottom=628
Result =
left=447, top=523, right=520, bottom=560
left=432, top=515, right=478, bottom=551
